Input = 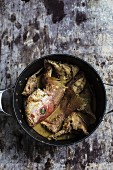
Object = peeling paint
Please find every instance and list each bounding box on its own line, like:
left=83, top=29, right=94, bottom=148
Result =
left=0, top=0, right=113, bottom=169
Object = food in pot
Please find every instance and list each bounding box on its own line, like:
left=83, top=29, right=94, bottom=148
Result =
left=48, top=111, right=88, bottom=140
left=25, top=79, right=66, bottom=126
left=22, top=68, right=43, bottom=96
left=22, top=60, right=96, bottom=140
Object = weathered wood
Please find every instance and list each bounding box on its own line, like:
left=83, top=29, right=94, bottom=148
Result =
left=0, top=0, right=113, bottom=169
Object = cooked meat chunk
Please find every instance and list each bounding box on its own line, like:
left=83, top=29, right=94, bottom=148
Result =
left=22, top=68, right=43, bottom=96
left=48, top=112, right=88, bottom=140
left=22, top=74, right=38, bottom=96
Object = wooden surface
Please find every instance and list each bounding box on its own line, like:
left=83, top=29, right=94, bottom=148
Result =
left=0, top=0, right=113, bottom=169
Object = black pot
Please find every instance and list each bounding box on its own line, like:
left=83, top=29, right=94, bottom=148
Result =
left=0, top=54, right=110, bottom=146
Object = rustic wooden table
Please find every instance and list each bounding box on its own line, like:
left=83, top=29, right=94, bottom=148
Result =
left=0, top=0, right=113, bottom=169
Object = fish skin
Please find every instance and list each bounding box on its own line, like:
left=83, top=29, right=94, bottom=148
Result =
left=25, top=89, right=54, bottom=126
left=25, top=77, right=66, bottom=127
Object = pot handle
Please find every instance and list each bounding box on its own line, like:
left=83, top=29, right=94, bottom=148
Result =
left=106, top=110, right=113, bottom=114
left=104, top=83, right=113, bottom=115
left=0, top=88, right=14, bottom=116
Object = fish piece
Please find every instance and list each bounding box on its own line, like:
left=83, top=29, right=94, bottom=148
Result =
left=41, top=113, right=64, bottom=133
left=22, top=74, right=38, bottom=96
left=72, top=74, right=86, bottom=94
left=79, top=86, right=96, bottom=124
left=61, top=85, right=96, bottom=124
left=46, top=60, right=79, bottom=83
left=25, top=89, right=54, bottom=126
left=60, top=88, right=86, bottom=115
left=60, top=72, right=86, bottom=115
left=67, top=72, right=86, bottom=94
left=48, top=112, right=88, bottom=140
left=45, top=77, right=66, bottom=106
left=22, top=68, right=43, bottom=96
left=25, top=78, right=66, bottom=127
left=41, top=106, right=65, bottom=133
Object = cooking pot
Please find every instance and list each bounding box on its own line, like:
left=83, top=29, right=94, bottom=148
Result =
left=0, top=54, right=112, bottom=146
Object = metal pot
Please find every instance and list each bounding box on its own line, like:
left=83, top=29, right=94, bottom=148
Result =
left=0, top=54, right=112, bottom=146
